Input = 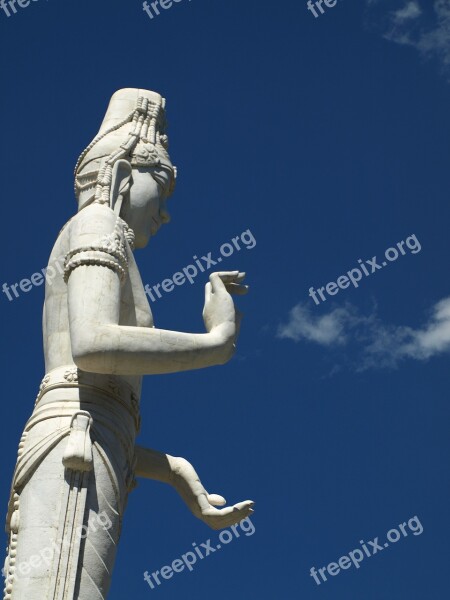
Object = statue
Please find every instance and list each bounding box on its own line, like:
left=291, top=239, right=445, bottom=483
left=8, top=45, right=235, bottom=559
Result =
left=3, top=88, right=254, bottom=600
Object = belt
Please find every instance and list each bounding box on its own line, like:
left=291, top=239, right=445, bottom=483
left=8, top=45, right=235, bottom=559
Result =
left=34, top=365, right=141, bottom=432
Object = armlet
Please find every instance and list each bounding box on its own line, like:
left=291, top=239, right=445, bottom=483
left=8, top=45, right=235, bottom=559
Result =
left=64, top=219, right=129, bottom=283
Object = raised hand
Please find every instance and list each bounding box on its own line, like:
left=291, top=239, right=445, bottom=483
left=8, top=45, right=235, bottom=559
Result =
left=203, top=271, right=248, bottom=350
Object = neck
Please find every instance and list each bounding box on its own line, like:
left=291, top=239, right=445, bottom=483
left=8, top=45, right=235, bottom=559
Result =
left=77, top=190, right=95, bottom=212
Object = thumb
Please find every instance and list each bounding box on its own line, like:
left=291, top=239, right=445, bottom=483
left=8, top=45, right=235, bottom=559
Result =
left=207, top=493, right=226, bottom=506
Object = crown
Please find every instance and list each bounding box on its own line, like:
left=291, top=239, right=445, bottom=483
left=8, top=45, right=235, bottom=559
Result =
left=74, top=88, right=177, bottom=206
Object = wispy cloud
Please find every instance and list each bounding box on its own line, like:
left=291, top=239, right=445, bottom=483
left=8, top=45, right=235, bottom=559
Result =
left=277, top=304, right=348, bottom=346
left=392, top=1, right=422, bottom=23
left=277, top=297, right=450, bottom=370
left=367, top=0, right=450, bottom=77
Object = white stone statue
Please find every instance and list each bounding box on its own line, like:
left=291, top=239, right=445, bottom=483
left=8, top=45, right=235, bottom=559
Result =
left=3, top=88, right=254, bottom=600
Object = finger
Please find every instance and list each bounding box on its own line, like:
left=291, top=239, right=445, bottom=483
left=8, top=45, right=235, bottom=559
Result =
left=213, top=501, right=255, bottom=518
left=209, top=271, right=239, bottom=294
left=202, top=500, right=254, bottom=518
left=233, top=272, right=246, bottom=283
left=207, top=493, right=226, bottom=506
left=224, top=283, right=249, bottom=295
left=209, top=272, right=230, bottom=295
left=210, top=503, right=255, bottom=529
left=225, top=504, right=255, bottom=524
left=220, top=272, right=246, bottom=283
left=210, top=271, right=242, bottom=292
left=231, top=500, right=255, bottom=512
left=204, top=281, right=212, bottom=303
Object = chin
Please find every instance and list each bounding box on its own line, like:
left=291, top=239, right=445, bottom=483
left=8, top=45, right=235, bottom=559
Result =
left=135, top=237, right=150, bottom=249
left=133, top=230, right=152, bottom=249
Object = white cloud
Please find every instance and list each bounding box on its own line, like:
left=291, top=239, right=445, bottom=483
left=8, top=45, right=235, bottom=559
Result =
left=392, top=1, right=422, bottom=23
left=277, top=304, right=348, bottom=346
left=367, top=0, right=450, bottom=76
left=277, top=297, right=450, bottom=370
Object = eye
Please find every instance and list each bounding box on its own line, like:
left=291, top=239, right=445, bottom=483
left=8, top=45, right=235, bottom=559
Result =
left=151, top=169, right=170, bottom=198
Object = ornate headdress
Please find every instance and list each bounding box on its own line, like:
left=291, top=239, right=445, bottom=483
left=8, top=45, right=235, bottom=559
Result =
left=74, top=88, right=177, bottom=207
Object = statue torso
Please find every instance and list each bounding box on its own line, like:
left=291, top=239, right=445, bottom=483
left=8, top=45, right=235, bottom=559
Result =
left=42, top=215, right=153, bottom=395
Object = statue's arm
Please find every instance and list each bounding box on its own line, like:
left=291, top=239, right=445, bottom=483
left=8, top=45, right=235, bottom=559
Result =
left=134, top=445, right=254, bottom=530
left=66, top=204, right=244, bottom=375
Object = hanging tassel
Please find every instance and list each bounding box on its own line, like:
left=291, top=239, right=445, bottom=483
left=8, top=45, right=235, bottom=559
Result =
left=62, top=411, right=94, bottom=472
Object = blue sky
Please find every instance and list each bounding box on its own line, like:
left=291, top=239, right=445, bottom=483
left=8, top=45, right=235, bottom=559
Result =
left=1, top=0, right=450, bottom=598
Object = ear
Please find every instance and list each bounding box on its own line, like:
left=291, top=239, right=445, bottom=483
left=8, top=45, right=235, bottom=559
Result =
left=110, top=160, right=132, bottom=215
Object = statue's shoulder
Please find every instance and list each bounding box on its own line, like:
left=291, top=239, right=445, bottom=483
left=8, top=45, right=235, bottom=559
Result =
left=69, top=204, right=119, bottom=243
left=64, top=203, right=130, bottom=284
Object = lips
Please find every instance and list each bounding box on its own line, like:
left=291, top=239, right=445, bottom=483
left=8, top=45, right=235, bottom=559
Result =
left=151, top=217, right=161, bottom=234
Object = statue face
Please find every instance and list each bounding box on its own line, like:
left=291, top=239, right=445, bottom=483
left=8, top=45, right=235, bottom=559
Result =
left=121, top=167, right=171, bottom=248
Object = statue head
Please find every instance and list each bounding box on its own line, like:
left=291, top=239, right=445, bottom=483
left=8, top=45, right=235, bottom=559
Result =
left=74, top=88, right=177, bottom=248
